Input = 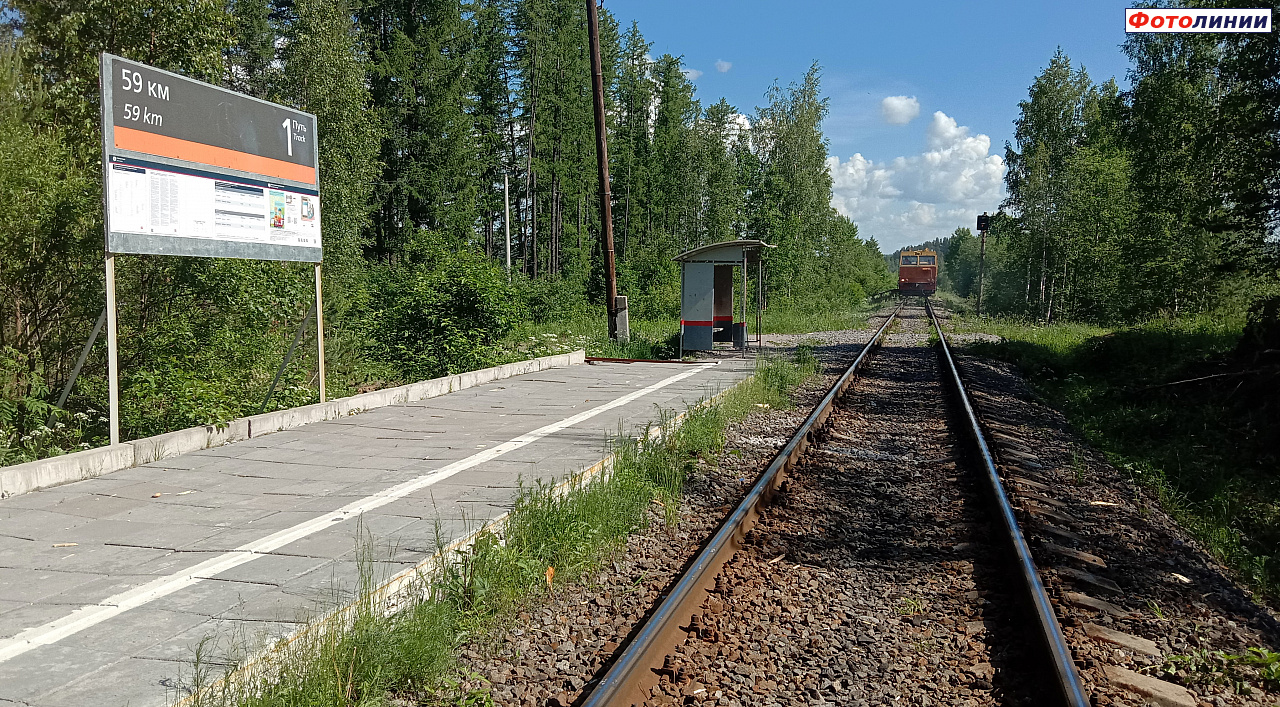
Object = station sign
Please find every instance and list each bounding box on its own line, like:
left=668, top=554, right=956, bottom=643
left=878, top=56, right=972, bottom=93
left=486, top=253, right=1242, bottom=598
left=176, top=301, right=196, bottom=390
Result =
left=99, top=54, right=322, bottom=262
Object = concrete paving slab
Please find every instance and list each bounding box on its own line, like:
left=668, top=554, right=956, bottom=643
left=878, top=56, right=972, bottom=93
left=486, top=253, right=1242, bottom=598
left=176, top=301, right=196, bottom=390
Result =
left=0, top=602, right=84, bottom=640
left=180, top=446, right=251, bottom=459
left=60, top=607, right=211, bottom=657
left=129, top=454, right=225, bottom=472
left=74, top=480, right=195, bottom=501
left=0, top=643, right=122, bottom=704
left=202, top=460, right=384, bottom=481
left=12, top=494, right=145, bottom=522
left=103, top=502, right=282, bottom=529
left=29, top=655, right=187, bottom=707
left=145, top=491, right=309, bottom=513
left=142, top=574, right=279, bottom=617
left=39, top=571, right=205, bottom=606
left=184, top=473, right=311, bottom=496
left=278, top=558, right=418, bottom=600
left=0, top=539, right=90, bottom=570
left=179, top=527, right=293, bottom=553
left=0, top=567, right=109, bottom=603
left=200, top=552, right=333, bottom=587
left=53, top=519, right=226, bottom=550
left=212, top=586, right=330, bottom=624
left=245, top=480, right=370, bottom=499
left=320, top=455, right=424, bottom=472
left=274, top=494, right=389, bottom=514
left=0, top=489, right=87, bottom=512
left=4, top=543, right=178, bottom=575
left=235, top=510, right=361, bottom=534
left=131, top=617, right=297, bottom=665
left=273, top=514, right=421, bottom=556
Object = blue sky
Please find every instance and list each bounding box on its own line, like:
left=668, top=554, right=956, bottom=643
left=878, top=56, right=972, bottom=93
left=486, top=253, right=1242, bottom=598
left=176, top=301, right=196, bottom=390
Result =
left=606, top=0, right=1137, bottom=250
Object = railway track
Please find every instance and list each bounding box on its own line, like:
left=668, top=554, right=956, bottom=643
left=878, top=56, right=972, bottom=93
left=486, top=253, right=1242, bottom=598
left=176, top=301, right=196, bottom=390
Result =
left=579, top=301, right=1097, bottom=707
left=459, top=298, right=1272, bottom=707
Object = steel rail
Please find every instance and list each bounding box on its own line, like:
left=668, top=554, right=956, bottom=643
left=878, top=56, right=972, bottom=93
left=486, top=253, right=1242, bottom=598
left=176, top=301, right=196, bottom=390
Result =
left=926, top=299, right=1089, bottom=707
left=580, top=302, right=904, bottom=707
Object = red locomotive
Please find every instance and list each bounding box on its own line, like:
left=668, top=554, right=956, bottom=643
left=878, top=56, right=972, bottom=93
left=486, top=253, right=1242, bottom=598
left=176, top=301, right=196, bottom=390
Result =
left=897, top=249, right=937, bottom=296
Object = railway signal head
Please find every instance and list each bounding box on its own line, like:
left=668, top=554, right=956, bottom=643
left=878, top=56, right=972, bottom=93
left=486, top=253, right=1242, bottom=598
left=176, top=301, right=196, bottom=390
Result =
left=976, top=212, right=990, bottom=232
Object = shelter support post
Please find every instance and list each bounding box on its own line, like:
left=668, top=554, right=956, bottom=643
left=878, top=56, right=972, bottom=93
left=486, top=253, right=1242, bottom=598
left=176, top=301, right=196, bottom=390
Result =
left=756, top=261, right=763, bottom=350
left=315, top=263, right=326, bottom=403
left=679, top=267, right=684, bottom=359
left=105, top=254, right=120, bottom=445
left=741, top=254, right=747, bottom=353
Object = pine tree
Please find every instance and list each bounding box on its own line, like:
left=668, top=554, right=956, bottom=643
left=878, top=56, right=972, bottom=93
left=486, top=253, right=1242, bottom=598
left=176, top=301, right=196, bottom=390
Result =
left=611, top=22, right=653, bottom=262
left=227, top=0, right=276, bottom=98
left=362, top=0, right=479, bottom=259
left=470, top=0, right=515, bottom=261
left=282, top=0, right=380, bottom=281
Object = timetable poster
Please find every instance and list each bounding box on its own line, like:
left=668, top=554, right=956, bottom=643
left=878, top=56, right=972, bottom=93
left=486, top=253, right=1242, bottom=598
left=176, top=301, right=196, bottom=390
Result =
left=107, top=162, right=320, bottom=249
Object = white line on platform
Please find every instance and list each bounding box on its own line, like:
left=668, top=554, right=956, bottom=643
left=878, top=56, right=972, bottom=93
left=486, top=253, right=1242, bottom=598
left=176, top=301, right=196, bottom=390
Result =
left=0, top=363, right=715, bottom=663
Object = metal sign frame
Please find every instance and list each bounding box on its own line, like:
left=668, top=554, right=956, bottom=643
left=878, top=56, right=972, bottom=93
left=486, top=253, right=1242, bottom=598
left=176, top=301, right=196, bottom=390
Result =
left=98, top=53, right=327, bottom=445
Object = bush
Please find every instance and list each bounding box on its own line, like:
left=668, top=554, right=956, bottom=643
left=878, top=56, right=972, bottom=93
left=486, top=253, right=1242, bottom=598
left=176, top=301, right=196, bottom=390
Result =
left=519, top=274, right=589, bottom=324
left=367, top=248, right=524, bottom=381
left=0, top=347, right=98, bottom=464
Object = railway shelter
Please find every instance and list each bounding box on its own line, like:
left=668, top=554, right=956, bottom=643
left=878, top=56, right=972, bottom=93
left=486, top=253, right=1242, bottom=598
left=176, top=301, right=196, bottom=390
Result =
left=675, top=240, right=772, bottom=353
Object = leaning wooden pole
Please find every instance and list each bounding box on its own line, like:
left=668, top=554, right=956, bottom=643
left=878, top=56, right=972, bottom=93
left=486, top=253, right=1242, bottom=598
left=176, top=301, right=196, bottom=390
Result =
left=587, top=0, right=620, bottom=340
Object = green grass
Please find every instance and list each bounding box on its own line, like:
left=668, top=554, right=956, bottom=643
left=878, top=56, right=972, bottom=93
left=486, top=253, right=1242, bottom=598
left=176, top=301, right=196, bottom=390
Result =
left=499, top=301, right=878, bottom=364
left=952, top=310, right=1280, bottom=599
left=760, top=303, right=876, bottom=334
left=498, top=315, right=680, bottom=361
left=186, top=350, right=818, bottom=707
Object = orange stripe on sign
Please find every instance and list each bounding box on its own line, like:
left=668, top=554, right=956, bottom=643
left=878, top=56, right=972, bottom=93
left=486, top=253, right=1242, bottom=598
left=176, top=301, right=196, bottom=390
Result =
left=114, top=126, right=317, bottom=185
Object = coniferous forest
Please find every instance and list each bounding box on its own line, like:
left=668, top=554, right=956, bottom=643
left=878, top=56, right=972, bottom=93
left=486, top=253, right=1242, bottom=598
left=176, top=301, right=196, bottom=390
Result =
left=0, top=0, right=893, bottom=461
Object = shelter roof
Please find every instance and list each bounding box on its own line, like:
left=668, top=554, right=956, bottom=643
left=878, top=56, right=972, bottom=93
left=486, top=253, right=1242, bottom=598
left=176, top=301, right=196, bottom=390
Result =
left=672, top=240, right=774, bottom=264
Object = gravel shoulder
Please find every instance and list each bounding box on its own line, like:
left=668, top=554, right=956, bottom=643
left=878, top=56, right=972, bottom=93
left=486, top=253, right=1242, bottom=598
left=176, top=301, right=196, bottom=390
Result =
left=953, top=343, right=1280, bottom=707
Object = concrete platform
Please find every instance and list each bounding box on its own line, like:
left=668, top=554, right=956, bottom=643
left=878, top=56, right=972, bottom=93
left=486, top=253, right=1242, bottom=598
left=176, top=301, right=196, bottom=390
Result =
left=0, top=357, right=753, bottom=706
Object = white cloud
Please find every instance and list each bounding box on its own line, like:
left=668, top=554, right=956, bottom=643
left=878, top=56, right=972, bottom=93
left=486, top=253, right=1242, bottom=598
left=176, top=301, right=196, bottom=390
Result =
left=827, top=111, right=1006, bottom=250
left=880, top=95, right=921, bottom=126
left=715, top=59, right=732, bottom=73
left=683, top=68, right=703, bottom=81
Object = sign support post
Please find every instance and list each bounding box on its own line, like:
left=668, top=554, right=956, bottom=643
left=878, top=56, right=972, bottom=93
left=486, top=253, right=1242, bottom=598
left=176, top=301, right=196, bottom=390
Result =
left=105, top=254, right=120, bottom=445
left=314, top=263, right=326, bottom=403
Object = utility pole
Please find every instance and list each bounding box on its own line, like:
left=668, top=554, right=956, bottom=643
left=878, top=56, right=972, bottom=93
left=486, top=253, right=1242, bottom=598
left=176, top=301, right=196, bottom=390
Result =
left=587, top=0, right=623, bottom=341
left=976, top=212, right=990, bottom=318
left=504, top=173, right=512, bottom=282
